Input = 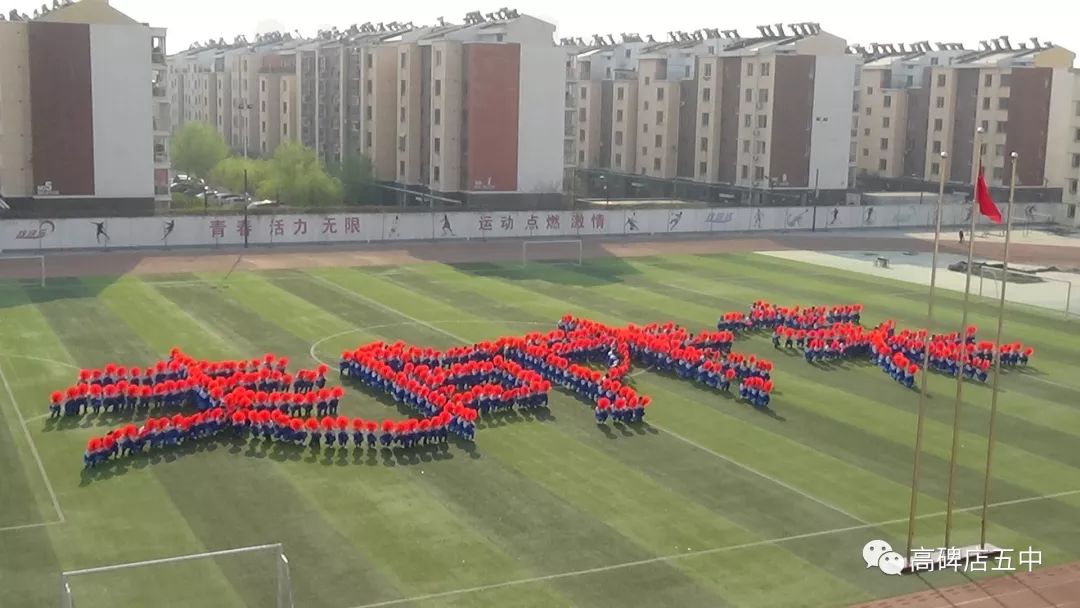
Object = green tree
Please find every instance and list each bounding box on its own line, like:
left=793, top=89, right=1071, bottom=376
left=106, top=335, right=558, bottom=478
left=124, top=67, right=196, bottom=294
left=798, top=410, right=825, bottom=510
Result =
left=333, top=153, right=376, bottom=204
left=170, top=122, right=228, bottom=178
left=256, top=141, right=343, bottom=206
left=208, top=157, right=269, bottom=195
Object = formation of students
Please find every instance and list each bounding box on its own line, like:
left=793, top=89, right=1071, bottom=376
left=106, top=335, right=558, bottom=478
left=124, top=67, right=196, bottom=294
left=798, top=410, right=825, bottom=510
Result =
left=740, top=300, right=1034, bottom=390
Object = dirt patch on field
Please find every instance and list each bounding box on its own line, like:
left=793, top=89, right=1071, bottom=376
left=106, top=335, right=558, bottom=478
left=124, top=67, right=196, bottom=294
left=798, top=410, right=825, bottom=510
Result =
left=850, top=561, right=1080, bottom=607
left=2, top=232, right=1078, bottom=281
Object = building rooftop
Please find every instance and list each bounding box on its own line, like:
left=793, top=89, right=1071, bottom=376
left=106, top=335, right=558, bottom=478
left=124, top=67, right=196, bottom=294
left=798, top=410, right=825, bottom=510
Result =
left=32, top=0, right=138, bottom=25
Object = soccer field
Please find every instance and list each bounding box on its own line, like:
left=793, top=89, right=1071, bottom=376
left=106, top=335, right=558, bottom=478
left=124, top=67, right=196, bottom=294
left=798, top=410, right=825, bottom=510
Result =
left=1, top=252, right=1078, bottom=608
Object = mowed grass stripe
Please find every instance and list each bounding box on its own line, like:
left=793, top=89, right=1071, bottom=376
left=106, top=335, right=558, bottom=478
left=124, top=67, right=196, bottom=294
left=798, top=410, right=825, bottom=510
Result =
left=21, top=280, right=256, bottom=607
left=84, top=277, right=404, bottom=608
left=396, top=262, right=925, bottom=521
left=306, top=268, right=868, bottom=608
left=265, top=269, right=729, bottom=608
left=408, top=261, right=1080, bottom=565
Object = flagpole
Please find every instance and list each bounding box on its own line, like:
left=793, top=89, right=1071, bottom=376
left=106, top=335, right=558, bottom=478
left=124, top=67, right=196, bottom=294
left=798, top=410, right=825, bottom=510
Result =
left=979, top=151, right=1017, bottom=548
left=944, top=126, right=985, bottom=550
left=905, top=151, right=949, bottom=559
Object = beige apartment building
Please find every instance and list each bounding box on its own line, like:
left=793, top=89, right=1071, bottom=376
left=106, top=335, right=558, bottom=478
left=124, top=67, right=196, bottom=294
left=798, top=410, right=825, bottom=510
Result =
left=855, top=37, right=1079, bottom=202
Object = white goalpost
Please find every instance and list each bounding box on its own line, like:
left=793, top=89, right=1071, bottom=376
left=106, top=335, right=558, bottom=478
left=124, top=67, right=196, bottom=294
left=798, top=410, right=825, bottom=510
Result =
left=59, top=543, right=294, bottom=608
left=522, top=239, right=584, bottom=267
left=0, top=254, right=46, bottom=287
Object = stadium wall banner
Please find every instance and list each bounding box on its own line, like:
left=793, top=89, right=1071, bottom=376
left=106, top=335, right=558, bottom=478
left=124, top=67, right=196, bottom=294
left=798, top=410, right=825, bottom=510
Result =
left=0, top=203, right=1062, bottom=252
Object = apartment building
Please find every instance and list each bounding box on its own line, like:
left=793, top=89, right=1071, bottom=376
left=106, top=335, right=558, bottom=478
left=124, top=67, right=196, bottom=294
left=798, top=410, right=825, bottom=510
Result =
left=855, top=36, right=1079, bottom=201
left=389, top=12, right=565, bottom=203
left=0, top=0, right=170, bottom=211
left=566, top=24, right=857, bottom=201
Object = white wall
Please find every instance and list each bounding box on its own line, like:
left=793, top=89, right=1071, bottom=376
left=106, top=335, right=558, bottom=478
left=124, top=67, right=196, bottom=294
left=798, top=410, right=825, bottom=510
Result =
left=90, top=24, right=154, bottom=198
left=516, top=45, right=564, bottom=193
left=808, top=55, right=857, bottom=191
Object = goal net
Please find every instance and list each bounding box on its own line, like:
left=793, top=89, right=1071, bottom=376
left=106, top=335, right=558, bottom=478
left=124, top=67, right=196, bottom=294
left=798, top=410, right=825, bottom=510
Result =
left=0, top=254, right=45, bottom=287
left=522, top=239, right=584, bottom=267
left=1023, top=212, right=1056, bottom=236
left=60, top=543, right=293, bottom=608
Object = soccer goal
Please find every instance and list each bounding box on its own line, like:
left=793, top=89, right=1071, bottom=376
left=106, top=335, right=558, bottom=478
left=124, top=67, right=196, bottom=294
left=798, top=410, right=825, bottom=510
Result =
left=0, top=254, right=45, bottom=287
left=59, top=543, right=294, bottom=608
left=522, top=239, right=584, bottom=267
left=1023, top=212, right=1056, bottom=236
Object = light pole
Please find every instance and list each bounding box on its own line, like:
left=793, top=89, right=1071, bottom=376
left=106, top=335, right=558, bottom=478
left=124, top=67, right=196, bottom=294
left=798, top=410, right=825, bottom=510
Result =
left=237, top=102, right=253, bottom=157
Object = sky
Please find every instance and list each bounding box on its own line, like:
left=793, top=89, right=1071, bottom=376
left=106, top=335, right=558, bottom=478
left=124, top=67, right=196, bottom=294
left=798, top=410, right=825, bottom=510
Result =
left=10, top=0, right=1078, bottom=61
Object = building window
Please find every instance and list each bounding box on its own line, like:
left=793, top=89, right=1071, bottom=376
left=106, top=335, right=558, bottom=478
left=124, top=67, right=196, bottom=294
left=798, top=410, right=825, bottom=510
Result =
left=998, top=97, right=1009, bottom=110
left=653, top=158, right=661, bottom=171
left=880, top=138, right=888, bottom=150
left=365, top=106, right=372, bottom=120
left=435, top=80, right=442, bottom=96
left=936, top=96, right=945, bottom=108
left=756, top=141, right=766, bottom=154
left=435, top=50, right=442, bottom=66
left=399, top=160, right=405, bottom=175
left=883, top=95, right=892, bottom=108
left=578, top=150, right=585, bottom=163
left=747, top=62, right=754, bottom=77
left=579, top=129, right=585, bottom=142
left=261, top=80, right=265, bottom=92
left=625, top=49, right=631, bottom=58
left=656, top=110, right=663, bottom=124
left=867, top=86, right=874, bottom=95
left=743, top=140, right=751, bottom=153
left=400, top=52, right=406, bottom=68
left=643, top=101, right=650, bottom=110
left=759, top=89, right=769, bottom=103
left=684, top=65, right=690, bottom=78
left=992, top=167, right=1004, bottom=180
left=879, top=159, right=888, bottom=171
left=616, top=109, right=623, bottom=123
left=757, top=115, right=767, bottom=128
left=932, top=140, right=942, bottom=153
left=982, top=97, right=991, bottom=110
left=864, top=128, right=870, bottom=136
left=744, top=88, right=752, bottom=103
left=261, top=120, right=266, bottom=133
left=1071, top=153, right=1080, bottom=169
left=699, top=161, right=707, bottom=176
left=1075, top=128, right=1080, bottom=142
left=617, top=87, right=624, bottom=101
left=366, top=80, right=373, bottom=94
left=261, top=101, right=266, bottom=112
left=641, top=146, right=647, bottom=156
left=761, top=62, right=770, bottom=76
left=701, top=112, right=709, bottom=126
left=644, top=76, right=650, bottom=85
left=981, top=120, right=989, bottom=132
left=434, top=109, right=440, bottom=125
left=931, top=162, right=940, bottom=175
left=754, top=166, right=765, bottom=180
left=937, top=73, right=946, bottom=87
left=579, top=108, right=586, bottom=122
left=702, top=87, right=711, bottom=102
left=997, top=121, right=1007, bottom=133
left=1075, top=101, right=1080, bottom=117
left=283, top=102, right=288, bottom=113
left=862, top=148, right=869, bottom=157
left=984, top=73, right=993, bottom=87
left=883, top=117, right=890, bottom=128
left=615, top=153, right=622, bottom=167
left=615, top=131, right=623, bottom=145
left=700, top=137, right=708, bottom=152
left=741, top=165, right=749, bottom=178
left=434, top=137, right=441, bottom=154
left=1000, top=73, right=1010, bottom=87
left=655, top=134, right=662, bottom=148
left=865, top=107, right=872, bottom=116
left=657, top=88, right=664, bottom=101
left=643, top=123, right=649, bottom=133
left=704, top=64, right=712, bottom=78
left=400, top=107, right=406, bottom=122
left=580, top=87, right=587, bottom=100
left=980, top=143, right=988, bottom=156
left=745, top=114, right=753, bottom=127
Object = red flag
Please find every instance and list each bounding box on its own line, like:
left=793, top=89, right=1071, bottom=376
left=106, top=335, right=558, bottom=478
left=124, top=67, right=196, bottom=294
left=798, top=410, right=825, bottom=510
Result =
left=976, top=167, right=1003, bottom=224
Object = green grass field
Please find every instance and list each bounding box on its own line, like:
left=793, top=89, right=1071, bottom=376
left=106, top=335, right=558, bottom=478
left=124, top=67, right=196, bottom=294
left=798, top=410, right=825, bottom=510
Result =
left=1, top=252, right=1079, bottom=608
